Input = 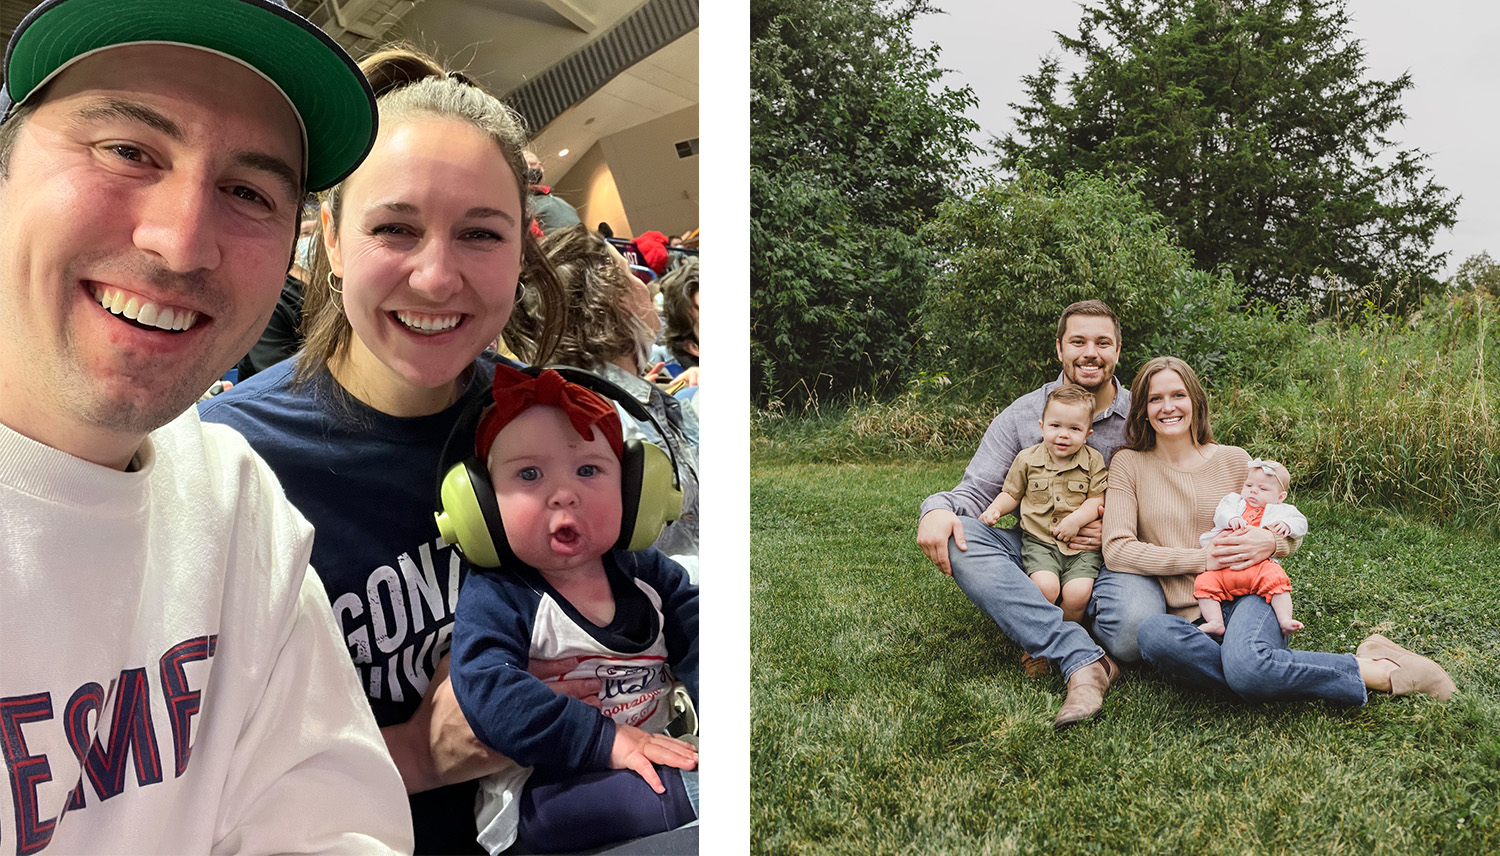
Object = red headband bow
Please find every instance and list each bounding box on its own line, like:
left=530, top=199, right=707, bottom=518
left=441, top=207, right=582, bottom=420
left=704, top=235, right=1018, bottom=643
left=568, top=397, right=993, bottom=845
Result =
left=475, top=366, right=624, bottom=462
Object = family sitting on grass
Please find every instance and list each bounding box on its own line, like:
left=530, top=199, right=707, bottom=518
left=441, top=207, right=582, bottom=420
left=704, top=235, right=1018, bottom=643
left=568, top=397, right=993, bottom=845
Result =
left=917, top=301, right=1457, bottom=730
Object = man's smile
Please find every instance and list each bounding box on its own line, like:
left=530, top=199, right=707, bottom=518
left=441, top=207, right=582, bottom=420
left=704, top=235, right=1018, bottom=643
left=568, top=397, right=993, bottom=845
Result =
left=91, top=284, right=201, bottom=332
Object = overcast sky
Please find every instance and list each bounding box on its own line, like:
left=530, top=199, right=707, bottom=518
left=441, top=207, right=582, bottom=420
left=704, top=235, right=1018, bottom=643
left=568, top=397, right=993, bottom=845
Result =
left=911, top=0, right=1499, bottom=280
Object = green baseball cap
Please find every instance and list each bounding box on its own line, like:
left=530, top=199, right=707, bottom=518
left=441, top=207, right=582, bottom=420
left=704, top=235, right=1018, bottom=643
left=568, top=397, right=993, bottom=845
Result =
left=1, top=0, right=377, bottom=191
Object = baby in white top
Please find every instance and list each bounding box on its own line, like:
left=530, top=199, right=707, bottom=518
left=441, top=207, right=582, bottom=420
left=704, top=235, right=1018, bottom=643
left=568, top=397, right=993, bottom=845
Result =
left=1195, top=459, right=1309, bottom=636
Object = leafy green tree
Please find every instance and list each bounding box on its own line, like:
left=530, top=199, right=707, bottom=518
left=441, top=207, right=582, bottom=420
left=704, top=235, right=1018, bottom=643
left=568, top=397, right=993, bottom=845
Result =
left=751, top=0, right=978, bottom=405
left=998, top=0, right=1459, bottom=310
left=921, top=167, right=1303, bottom=404
left=1451, top=251, right=1499, bottom=299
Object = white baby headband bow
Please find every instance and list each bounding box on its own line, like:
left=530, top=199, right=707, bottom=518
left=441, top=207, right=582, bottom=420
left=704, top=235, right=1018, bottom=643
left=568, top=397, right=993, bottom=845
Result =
left=1247, top=459, right=1281, bottom=476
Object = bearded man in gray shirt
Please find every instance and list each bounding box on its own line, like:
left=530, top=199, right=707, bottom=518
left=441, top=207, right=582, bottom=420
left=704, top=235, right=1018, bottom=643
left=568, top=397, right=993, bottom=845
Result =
left=917, top=300, right=1139, bottom=729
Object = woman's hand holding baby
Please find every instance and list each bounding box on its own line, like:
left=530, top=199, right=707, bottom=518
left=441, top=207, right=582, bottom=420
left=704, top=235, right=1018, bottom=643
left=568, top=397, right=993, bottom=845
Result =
left=389, top=655, right=514, bottom=793
left=529, top=656, right=604, bottom=708
left=387, top=655, right=611, bottom=793
left=610, top=723, right=699, bottom=793
left=1210, top=526, right=1277, bottom=571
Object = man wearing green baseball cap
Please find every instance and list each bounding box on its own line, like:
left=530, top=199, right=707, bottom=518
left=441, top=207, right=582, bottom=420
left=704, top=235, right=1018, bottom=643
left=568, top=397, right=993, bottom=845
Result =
left=0, top=1, right=411, bottom=852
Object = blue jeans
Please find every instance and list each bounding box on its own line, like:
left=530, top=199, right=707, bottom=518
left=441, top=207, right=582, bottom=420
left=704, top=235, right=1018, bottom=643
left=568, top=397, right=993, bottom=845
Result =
left=948, top=519, right=1106, bottom=682
left=516, top=765, right=696, bottom=853
left=1089, top=568, right=1168, bottom=663
left=1137, top=595, right=1367, bottom=706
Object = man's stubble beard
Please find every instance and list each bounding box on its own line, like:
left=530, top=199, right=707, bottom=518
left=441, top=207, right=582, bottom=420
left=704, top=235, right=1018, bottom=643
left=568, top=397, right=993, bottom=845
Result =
left=53, top=255, right=259, bottom=438
left=57, top=322, right=226, bottom=437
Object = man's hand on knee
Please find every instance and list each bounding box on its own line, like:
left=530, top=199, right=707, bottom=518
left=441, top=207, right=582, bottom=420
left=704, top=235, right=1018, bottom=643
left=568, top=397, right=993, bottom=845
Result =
left=917, top=509, right=966, bottom=576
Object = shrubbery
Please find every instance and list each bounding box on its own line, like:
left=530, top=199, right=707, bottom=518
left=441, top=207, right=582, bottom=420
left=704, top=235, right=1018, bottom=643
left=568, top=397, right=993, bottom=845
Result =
left=919, top=168, right=1186, bottom=404
left=1143, top=268, right=1312, bottom=388
left=750, top=0, right=978, bottom=407
left=920, top=168, right=1305, bottom=405
left=750, top=169, right=933, bottom=406
left=1215, top=285, right=1498, bottom=533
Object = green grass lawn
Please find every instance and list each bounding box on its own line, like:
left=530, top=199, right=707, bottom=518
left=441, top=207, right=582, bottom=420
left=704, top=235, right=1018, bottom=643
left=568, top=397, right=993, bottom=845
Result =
left=751, top=458, right=1500, bottom=855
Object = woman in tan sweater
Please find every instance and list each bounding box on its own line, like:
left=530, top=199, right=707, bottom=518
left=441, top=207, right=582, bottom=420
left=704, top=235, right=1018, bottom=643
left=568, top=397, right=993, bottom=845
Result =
left=1100, top=357, right=1455, bottom=704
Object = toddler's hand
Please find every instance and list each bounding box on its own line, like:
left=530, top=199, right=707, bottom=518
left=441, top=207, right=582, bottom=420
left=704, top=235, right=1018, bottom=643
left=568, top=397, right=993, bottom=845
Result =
left=1052, top=519, right=1080, bottom=543
left=1269, top=522, right=1291, bottom=536
left=609, top=723, right=699, bottom=794
left=980, top=506, right=1000, bottom=526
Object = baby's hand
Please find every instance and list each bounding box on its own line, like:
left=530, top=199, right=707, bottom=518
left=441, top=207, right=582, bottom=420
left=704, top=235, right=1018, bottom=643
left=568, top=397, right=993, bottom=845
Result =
left=1053, top=519, right=1081, bottom=543
left=1229, top=518, right=1248, bottom=532
left=980, top=506, right=1000, bottom=526
left=609, top=723, right=699, bottom=794
left=1269, top=521, right=1291, bottom=536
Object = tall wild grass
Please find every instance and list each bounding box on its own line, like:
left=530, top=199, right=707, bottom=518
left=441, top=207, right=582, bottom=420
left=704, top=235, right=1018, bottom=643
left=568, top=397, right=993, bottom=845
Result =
left=1218, top=291, right=1497, bottom=532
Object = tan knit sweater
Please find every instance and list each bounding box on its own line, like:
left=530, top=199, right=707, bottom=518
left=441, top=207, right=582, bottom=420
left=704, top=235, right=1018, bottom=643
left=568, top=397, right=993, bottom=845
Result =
left=1101, top=444, right=1298, bottom=619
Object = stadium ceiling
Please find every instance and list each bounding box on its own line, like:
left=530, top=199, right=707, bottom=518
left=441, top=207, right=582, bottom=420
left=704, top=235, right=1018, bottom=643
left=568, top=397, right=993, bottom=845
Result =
left=1, top=0, right=698, bottom=182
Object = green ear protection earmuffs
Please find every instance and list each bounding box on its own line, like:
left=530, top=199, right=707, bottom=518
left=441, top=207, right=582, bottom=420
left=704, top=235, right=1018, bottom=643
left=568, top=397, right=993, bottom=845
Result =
left=433, top=365, right=684, bottom=567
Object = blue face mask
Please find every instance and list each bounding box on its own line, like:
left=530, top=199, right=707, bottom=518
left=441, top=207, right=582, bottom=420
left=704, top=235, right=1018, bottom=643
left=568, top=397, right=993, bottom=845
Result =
left=296, top=234, right=317, bottom=269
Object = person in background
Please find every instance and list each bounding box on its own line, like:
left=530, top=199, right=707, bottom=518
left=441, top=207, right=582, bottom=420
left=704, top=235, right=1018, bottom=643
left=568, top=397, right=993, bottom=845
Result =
left=523, top=149, right=582, bottom=234
left=0, top=0, right=411, bottom=851
left=505, top=225, right=701, bottom=569
left=234, top=199, right=317, bottom=381
left=633, top=229, right=670, bottom=277
left=658, top=258, right=701, bottom=403
left=200, top=46, right=582, bottom=854
left=660, top=259, right=700, bottom=375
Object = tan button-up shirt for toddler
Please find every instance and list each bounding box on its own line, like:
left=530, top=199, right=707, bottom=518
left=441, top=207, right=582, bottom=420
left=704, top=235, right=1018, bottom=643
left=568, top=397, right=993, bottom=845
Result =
left=1000, top=443, right=1109, bottom=555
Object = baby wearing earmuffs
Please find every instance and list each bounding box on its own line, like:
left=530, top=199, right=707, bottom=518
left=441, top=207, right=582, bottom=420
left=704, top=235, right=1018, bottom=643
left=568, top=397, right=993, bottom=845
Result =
left=445, top=365, right=699, bottom=855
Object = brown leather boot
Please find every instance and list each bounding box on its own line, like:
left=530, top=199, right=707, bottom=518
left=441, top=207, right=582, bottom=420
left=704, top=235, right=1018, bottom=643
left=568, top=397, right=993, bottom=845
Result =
left=1053, top=654, right=1119, bottom=731
left=1021, top=651, right=1051, bottom=677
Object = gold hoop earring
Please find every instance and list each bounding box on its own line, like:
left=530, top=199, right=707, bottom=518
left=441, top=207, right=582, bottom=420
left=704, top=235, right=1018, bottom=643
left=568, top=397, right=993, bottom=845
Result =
left=327, top=271, right=343, bottom=295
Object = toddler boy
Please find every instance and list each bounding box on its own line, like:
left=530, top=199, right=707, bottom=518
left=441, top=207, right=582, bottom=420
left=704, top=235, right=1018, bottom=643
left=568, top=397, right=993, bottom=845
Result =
left=980, top=384, right=1109, bottom=641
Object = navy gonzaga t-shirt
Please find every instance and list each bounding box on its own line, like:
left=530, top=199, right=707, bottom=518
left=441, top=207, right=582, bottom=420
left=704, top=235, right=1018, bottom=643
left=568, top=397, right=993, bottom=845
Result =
left=200, top=354, right=508, bottom=855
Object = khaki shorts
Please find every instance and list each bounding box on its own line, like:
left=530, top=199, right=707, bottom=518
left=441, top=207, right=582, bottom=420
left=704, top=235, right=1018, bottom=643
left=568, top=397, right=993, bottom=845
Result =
left=1021, top=533, right=1102, bottom=586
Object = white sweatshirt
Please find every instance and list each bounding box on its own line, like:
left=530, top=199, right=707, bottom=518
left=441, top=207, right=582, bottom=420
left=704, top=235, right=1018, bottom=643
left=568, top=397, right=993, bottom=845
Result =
left=0, top=410, right=413, bottom=855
